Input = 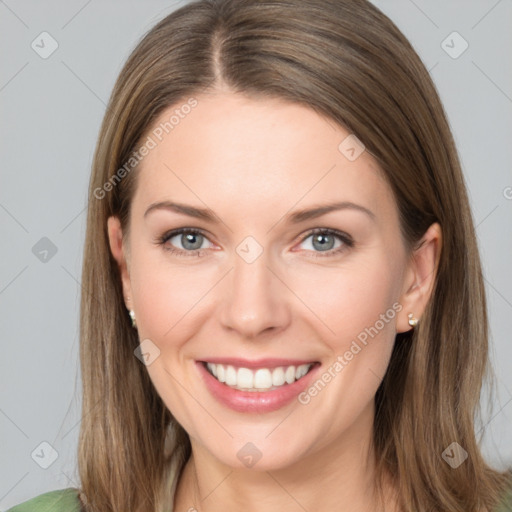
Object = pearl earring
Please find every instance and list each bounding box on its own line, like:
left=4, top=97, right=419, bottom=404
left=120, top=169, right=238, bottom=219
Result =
left=408, top=313, right=418, bottom=327
left=129, top=309, right=137, bottom=328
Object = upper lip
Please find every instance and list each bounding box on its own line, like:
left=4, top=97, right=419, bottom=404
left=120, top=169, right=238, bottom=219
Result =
left=198, top=357, right=319, bottom=369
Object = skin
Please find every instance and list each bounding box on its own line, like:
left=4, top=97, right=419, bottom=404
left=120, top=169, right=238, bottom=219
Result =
left=108, top=90, right=442, bottom=512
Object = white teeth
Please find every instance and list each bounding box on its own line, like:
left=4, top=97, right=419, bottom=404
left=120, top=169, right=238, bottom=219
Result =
left=254, top=369, right=273, bottom=389
left=225, top=365, right=237, bottom=386
left=207, top=362, right=217, bottom=377
left=295, top=364, right=309, bottom=379
left=216, top=364, right=226, bottom=383
left=205, top=362, right=313, bottom=391
left=285, top=366, right=296, bottom=384
left=237, top=368, right=254, bottom=388
left=272, top=367, right=285, bottom=386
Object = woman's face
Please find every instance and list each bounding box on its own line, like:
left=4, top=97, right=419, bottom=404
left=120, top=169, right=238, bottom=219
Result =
left=108, top=91, right=438, bottom=471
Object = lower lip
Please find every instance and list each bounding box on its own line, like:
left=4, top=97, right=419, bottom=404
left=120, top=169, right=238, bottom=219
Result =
left=196, top=361, right=320, bottom=413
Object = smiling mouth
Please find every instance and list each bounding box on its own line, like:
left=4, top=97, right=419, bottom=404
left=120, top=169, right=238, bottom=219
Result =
left=201, top=361, right=318, bottom=392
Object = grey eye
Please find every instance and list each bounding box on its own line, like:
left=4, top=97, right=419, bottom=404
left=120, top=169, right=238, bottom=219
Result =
left=169, top=231, right=207, bottom=251
left=300, top=232, right=343, bottom=252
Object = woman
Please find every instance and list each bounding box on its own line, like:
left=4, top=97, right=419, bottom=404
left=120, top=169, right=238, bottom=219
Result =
left=8, top=0, right=512, bottom=510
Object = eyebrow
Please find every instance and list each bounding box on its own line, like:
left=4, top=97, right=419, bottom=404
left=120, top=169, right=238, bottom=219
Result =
left=144, top=200, right=376, bottom=223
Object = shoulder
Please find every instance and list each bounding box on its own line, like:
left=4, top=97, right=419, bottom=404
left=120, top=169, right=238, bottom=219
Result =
left=5, top=487, right=82, bottom=512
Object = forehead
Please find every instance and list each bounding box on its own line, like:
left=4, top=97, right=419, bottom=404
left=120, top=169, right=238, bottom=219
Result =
left=131, top=92, right=397, bottom=226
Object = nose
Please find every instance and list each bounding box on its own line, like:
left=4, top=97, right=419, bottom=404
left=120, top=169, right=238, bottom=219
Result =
left=219, top=247, right=291, bottom=339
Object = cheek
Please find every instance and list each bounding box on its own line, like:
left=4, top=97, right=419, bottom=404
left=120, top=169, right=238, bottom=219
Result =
left=291, top=256, right=400, bottom=411
left=129, top=249, right=215, bottom=343
left=127, top=252, right=213, bottom=420
left=291, top=254, right=401, bottom=347
left=291, top=261, right=400, bottom=431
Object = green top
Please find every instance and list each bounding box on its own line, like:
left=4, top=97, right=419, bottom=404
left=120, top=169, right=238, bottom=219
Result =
left=6, top=485, right=512, bottom=511
left=5, top=488, right=83, bottom=512
left=497, top=486, right=512, bottom=512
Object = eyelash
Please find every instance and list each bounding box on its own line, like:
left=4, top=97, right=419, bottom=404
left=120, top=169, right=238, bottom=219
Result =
left=155, top=227, right=354, bottom=259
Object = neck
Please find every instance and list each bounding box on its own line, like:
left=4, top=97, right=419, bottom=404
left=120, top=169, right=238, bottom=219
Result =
left=173, top=403, right=398, bottom=512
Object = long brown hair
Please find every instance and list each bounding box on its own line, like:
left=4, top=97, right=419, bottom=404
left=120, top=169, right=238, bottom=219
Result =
left=78, top=0, right=511, bottom=510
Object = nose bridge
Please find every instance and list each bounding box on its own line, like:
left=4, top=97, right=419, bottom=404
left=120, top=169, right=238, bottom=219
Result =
left=219, top=238, right=290, bottom=338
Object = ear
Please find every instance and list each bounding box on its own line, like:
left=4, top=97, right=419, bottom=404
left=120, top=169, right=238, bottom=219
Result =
left=107, top=216, right=132, bottom=310
left=396, top=222, right=442, bottom=333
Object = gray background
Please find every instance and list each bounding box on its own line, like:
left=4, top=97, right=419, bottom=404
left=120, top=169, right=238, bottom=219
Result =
left=1, top=0, right=511, bottom=509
